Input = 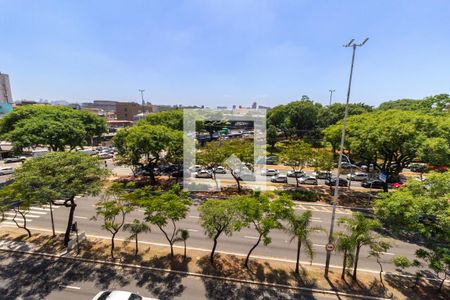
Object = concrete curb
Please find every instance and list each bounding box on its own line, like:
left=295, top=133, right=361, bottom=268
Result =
left=0, top=247, right=391, bottom=300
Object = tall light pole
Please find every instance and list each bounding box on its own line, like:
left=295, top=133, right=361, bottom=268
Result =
left=139, top=89, right=145, bottom=117
left=328, top=89, right=335, bottom=106
left=324, top=38, right=369, bottom=277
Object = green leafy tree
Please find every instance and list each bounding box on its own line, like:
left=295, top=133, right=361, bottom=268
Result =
left=142, top=186, right=191, bottom=257
left=236, top=193, right=294, bottom=268
left=279, top=141, right=313, bottom=187
left=175, top=229, right=190, bottom=259
left=286, top=210, right=325, bottom=274
left=311, top=148, right=334, bottom=172
left=9, top=152, right=109, bottom=246
left=392, top=256, right=423, bottom=288
left=123, top=219, right=151, bottom=257
left=375, top=172, right=450, bottom=247
left=378, top=94, right=450, bottom=112
left=323, top=110, right=450, bottom=191
left=418, top=137, right=450, bottom=167
left=368, top=239, right=392, bottom=289
left=197, top=140, right=227, bottom=188
left=0, top=105, right=106, bottom=152
left=143, top=109, right=184, bottom=131
left=220, top=139, right=254, bottom=193
left=93, top=184, right=133, bottom=259
left=198, top=198, right=242, bottom=264
left=416, top=247, right=450, bottom=292
left=338, top=212, right=381, bottom=280
left=334, top=231, right=355, bottom=279
left=113, top=124, right=181, bottom=185
left=318, top=103, right=373, bottom=129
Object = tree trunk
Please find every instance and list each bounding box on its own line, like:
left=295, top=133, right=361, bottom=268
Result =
left=64, top=197, right=76, bottom=247
left=438, top=272, right=446, bottom=292
left=111, top=234, right=116, bottom=259
left=210, top=230, right=222, bottom=265
left=245, top=233, right=262, bottom=268
left=377, top=258, right=385, bottom=290
left=295, top=238, right=302, bottom=274
left=13, top=209, right=31, bottom=237
left=149, top=167, right=156, bottom=186
left=183, top=240, right=187, bottom=259
left=341, top=249, right=347, bottom=279
left=135, top=235, right=139, bottom=257
left=295, top=173, right=299, bottom=187
left=352, top=245, right=361, bottom=280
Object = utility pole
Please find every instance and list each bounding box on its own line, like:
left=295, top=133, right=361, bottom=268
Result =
left=328, top=89, right=335, bottom=106
left=139, top=89, right=145, bottom=117
left=324, top=38, right=369, bottom=277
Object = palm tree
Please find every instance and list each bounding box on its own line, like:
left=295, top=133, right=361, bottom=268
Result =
left=175, top=229, right=190, bottom=259
left=286, top=210, right=326, bottom=275
left=334, top=231, right=355, bottom=279
left=338, top=212, right=381, bottom=280
left=123, top=219, right=150, bottom=257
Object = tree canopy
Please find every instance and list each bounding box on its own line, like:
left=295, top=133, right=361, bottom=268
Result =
left=0, top=105, right=107, bottom=152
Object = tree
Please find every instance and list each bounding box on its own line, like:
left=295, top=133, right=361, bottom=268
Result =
left=374, top=172, right=450, bottom=247
left=197, top=140, right=227, bottom=189
left=334, top=231, right=355, bottom=279
left=93, top=184, right=133, bottom=259
left=175, top=229, right=190, bottom=259
left=198, top=198, right=241, bottom=264
left=323, top=110, right=450, bottom=191
left=392, top=256, right=423, bottom=288
left=220, top=139, right=254, bottom=193
left=286, top=210, right=325, bottom=274
left=113, top=124, right=181, bottom=185
left=203, top=120, right=229, bottom=140
left=142, top=186, right=191, bottom=257
left=318, top=103, right=373, bottom=129
left=124, top=219, right=150, bottom=257
left=368, top=239, right=392, bottom=289
left=418, top=137, right=450, bottom=167
left=338, top=212, right=381, bottom=280
left=266, top=125, right=278, bottom=154
left=143, top=109, right=184, bottom=131
left=0, top=105, right=106, bottom=152
left=236, top=193, right=294, bottom=268
left=416, top=247, right=450, bottom=292
left=279, top=141, right=313, bottom=187
left=8, top=152, right=109, bottom=246
left=378, top=94, right=450, bottom=112
left=311, top=148, right=334, bottom=173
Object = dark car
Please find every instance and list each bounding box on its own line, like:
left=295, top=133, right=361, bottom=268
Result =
left=325, top=178, right=348, bottom=187
left=361, top=179, right=385, bottom=189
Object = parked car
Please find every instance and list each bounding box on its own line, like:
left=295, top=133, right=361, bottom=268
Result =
left=325, top=178, right=348, bottom=187
left=92, top=290, right=152, bottom=300
left=286, top=170, right=305, bottom=178
left=189, top=165, right=203, bottom=173
left=390, top=182, right=404, bottom=188
left=4, top=156, right=26, bottom=163
left=261, top=169, right=279, bottom=176
left=194, top=170, right=213, bottom=178
left=297, top=176, right=318, bottom=185
left=0, top=167, right=14, bottom=176
left=271, top=174, right=288, bottom=183
left=361, top=179, right=385, bottom=189
left=312, top=171, right=332, bottom=179
left=98, top=152, right=114, bottom=159
left=409, top=163, right=426, bottom=173
left=346, top=172, right=369, bottom=181
left=77, top=149, right=98, bottom=156
left=213, top=166, right=227, bottom=174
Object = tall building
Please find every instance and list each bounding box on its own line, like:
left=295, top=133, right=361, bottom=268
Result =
left=0, top=73, right=14, bottom=115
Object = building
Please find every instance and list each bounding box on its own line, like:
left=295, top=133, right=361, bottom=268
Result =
left=0, top=73, right=14, bottom=115
left=81, top=100, right=118, bottom=112
left=116, top=102, right=141, bottom=121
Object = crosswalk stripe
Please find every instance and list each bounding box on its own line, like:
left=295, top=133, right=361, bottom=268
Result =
left=28, top=207, right=54, bottom=211
left=1, top=219, right=33, bottom=223
left=3, top=212, right=41, bottom=218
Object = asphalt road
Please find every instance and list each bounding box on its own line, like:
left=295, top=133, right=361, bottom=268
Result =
left=0, top=252, right=341, bottom=300
left=1, top=193, right=421, bottom=275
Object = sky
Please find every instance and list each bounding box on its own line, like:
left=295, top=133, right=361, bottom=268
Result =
left=1, top=0, right=450, bottom=107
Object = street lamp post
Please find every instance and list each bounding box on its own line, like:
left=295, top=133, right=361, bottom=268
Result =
left=139, top=89, right=145, bottom=117
left=329, top=89, right=335, bottom=106
left=324, top=38, right=368, bottom=277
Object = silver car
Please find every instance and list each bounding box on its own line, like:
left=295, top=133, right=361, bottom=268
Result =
left=271, top=174, right=288, bottom=183
left=298, top=176, right=318, bottom=185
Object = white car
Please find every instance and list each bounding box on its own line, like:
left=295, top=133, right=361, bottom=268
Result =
left=98, top=152, right=114, bottom=159
left=261, top=169, right=279, bottom=176
left=92, top=290, right=154, bottom=300
left=213, top=166, right=227, bottom=174
left=0, top=167, right=14, bottom=175
left=347, top=172, right=369, bottom=181
left=286, top=170, right=305, bottom=178
left=194, top=170, right=213, bottom=178
left=189, top=165, right=203, bottom=172
left=4, top=156, right=27, bottom=163
left=298, top=176, right=318, bottom=185
left=271, top=174, right=288, bottom=183
left=312, top=171, right=332, bottom=179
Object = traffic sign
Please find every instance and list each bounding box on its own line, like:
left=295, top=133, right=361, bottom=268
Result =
left=378, top=172, right=387, bottom=183
left=325, top=243, right=335, bottom=252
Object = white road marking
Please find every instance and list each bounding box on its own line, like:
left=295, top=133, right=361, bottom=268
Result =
left=188, top=215, right=200, bottom=219
left=313, top=244, right=326, bottom=247
left=381, top=252, right=396, bottom=256
left=59, top=285, right=81, bottom=290
left=3, top=212, right=41, bottom=218
left=244, top=236, right=260, bottom=240
left=28, top=207, right=53, bottom=212
left=187, top=229, right=199, bottom=232
left=74, top=216, right=88, bottom=220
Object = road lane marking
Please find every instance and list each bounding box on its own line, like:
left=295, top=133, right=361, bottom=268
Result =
left=59, top=285, right=81, bottom=290
left=187, top=229, right=199, bottom=232
left=313, top=244, right=326, bottom=247
left=188, top=215, right=200, bottom=219
left=3, top=212, right=42, bottom=218
left=381, top=252, right=395, bottom=256
left=74, top=216, right=88, bottom=220
left=244, top=236, right=260, bottom=240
